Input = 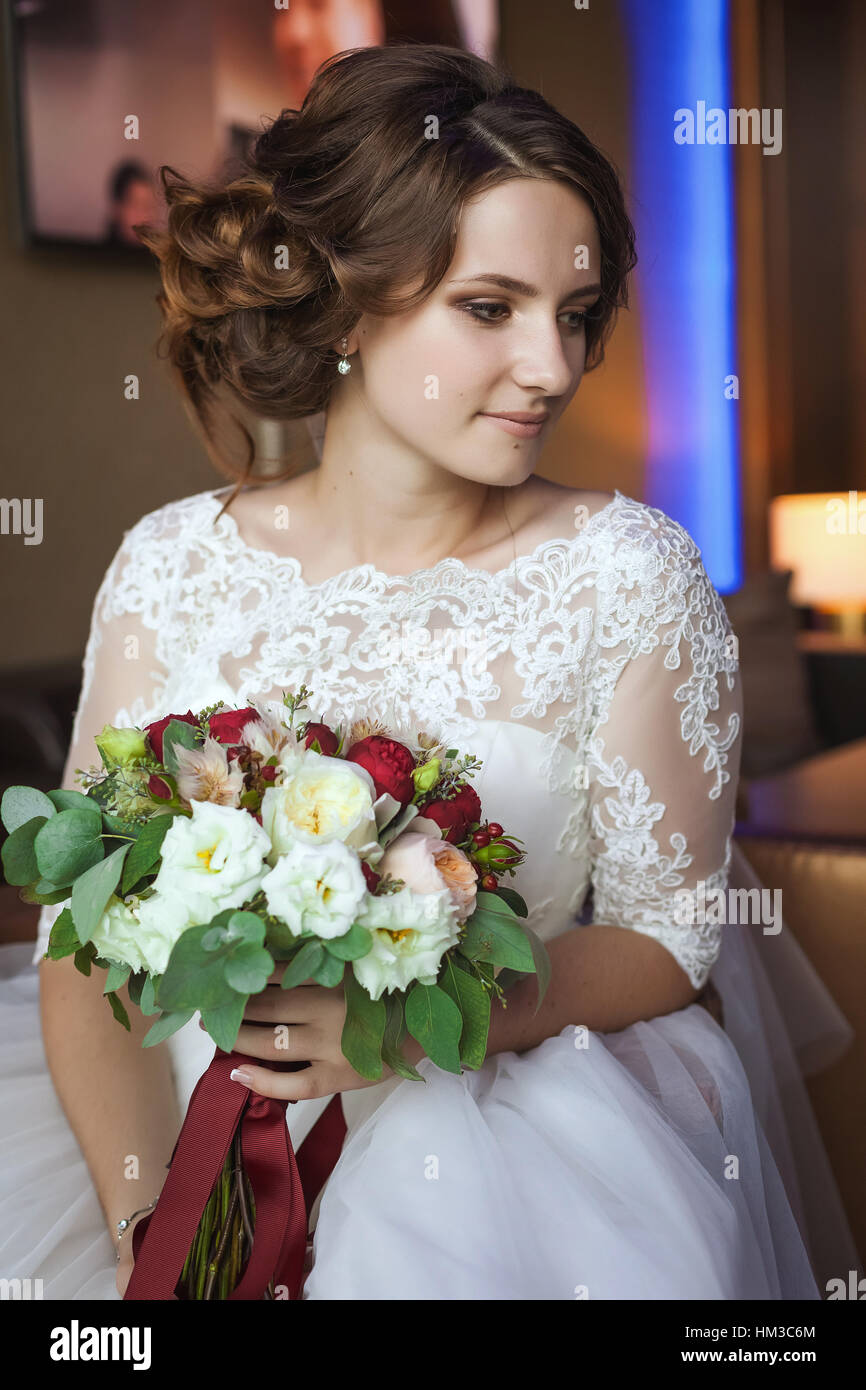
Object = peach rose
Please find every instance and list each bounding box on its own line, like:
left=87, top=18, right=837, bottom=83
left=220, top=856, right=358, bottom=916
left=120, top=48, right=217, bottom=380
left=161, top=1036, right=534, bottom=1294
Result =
left=378, top=830, right=477, bottom=923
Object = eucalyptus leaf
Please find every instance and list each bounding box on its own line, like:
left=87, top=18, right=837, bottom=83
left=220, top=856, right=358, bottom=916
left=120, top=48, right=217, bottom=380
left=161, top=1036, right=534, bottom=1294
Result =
left=224, top=943, right=274, bottom=995
left=139, top=974, right=161, bottom=1016
left=35, top=809, right=105, bottom=883
left=0, top=785, right=55, bottom=834
left=1, top=816, right=48, bottom=885
left=322, top=921, right=373, bottom=961
left=157, top=923, right=238, bottom=1012
left=279, top=939, right=324, bottom=989
left=200, top=994, right=247, bottom=1053
left=47, top=788, right=102, bottom=818
left=103, top=960, right=131, bottom=994
left=73, top=943, right=97, bottom=977
left=310, top=950, right=345, bottom=989
left=142, top=1008, right=195, bottom=1048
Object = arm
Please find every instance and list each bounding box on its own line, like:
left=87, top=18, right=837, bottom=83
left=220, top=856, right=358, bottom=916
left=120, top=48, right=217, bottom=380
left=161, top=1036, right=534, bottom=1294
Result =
left=35, top=521, right=183, bottom=1269
left=486, top=513, right=743, bottom=1051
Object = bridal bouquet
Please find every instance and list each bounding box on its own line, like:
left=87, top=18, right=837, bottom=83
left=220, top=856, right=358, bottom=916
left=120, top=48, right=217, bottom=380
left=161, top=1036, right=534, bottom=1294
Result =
left=1, top=686, right=549, bottom=1300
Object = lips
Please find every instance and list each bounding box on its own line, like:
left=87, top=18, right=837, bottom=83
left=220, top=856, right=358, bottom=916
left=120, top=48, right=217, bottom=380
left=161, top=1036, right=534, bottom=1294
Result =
left=479, top=412, right=548, bottom=438
left=480, top=412, right=549, bottom=424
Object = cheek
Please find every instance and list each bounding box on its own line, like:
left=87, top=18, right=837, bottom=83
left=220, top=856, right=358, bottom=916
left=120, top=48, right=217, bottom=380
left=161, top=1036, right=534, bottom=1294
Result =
left=363, top=315, right=489, bottom=425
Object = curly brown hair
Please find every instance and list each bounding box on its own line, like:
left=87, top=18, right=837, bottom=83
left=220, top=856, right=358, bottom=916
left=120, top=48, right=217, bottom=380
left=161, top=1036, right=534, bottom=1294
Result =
left=136, top=43, right=637, bottom=507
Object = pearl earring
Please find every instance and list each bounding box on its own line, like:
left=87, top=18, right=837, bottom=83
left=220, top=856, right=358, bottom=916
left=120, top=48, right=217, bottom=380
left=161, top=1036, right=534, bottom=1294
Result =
left=337, top=337, right=351, bottom=375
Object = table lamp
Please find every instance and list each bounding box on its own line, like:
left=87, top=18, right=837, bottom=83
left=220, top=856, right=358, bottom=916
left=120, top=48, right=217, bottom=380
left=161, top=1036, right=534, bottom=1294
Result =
left=769, top=492, right=866, bottom=637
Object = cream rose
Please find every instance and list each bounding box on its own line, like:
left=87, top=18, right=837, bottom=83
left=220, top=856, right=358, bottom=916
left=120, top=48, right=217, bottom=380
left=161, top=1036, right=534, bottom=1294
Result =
left=260, top=749, right=378, bottom=865
left=378, top=830, right=477, bottom=922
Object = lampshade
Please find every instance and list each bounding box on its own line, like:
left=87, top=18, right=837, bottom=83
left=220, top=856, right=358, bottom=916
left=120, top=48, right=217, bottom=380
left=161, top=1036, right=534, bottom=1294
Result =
left=769, top=492, right=866, bottom=607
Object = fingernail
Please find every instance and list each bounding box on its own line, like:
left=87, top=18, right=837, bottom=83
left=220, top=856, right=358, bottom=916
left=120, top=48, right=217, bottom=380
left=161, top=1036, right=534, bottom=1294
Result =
left=230, top=1068, right=254, bottom=1087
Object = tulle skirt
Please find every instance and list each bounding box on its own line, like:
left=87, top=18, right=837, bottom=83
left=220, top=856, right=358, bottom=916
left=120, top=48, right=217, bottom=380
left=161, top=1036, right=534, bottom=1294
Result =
left=0, top=845, right=858, bottom=1300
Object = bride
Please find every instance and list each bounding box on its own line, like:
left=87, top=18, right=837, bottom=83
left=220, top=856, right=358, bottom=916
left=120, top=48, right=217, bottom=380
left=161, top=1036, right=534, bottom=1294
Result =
left=0, top=43, right=857, bottom=1301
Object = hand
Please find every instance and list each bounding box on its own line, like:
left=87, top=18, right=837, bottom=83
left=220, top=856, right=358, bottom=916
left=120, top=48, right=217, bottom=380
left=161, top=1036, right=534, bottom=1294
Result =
left=219, top=964, right=426, bottom=1102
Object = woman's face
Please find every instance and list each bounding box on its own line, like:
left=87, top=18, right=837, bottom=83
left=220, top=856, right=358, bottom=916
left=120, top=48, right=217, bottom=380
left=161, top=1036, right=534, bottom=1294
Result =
left=348, top=177, right=603, bottom=487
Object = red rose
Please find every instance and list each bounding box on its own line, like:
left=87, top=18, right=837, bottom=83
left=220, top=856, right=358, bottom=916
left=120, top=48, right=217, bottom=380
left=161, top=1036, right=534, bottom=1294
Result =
left=207, top=707, right=261, bottom=747
left=147, top=773, right=173, bottom=801
left=144, top=710, right=198, bottom=763
left=421, top=782, right=483, bottom=845
left=361, top=860, right=381, bottom=893
left=345, top=735, right=416, bottom=807
left=304, top=721, right=339, bottom=756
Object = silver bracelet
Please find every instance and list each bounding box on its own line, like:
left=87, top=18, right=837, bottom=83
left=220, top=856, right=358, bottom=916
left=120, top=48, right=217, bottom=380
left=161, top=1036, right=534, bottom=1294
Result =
left=115, top=1198, right=159, bottom=1261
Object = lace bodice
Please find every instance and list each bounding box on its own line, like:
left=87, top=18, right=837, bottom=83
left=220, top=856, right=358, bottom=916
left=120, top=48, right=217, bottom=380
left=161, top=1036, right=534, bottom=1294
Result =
left=34, top=486, right=742, bottom=993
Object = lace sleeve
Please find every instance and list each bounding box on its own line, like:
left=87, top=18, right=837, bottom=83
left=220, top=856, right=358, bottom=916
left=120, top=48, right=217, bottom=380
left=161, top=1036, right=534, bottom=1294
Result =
left=584, top=507, right=743, bottom=991
left=31, top=514, right=176, bottom=965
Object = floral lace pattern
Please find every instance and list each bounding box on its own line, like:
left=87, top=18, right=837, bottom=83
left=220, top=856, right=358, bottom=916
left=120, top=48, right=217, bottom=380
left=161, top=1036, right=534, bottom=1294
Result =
left=36, top=487, right=741, bottom=990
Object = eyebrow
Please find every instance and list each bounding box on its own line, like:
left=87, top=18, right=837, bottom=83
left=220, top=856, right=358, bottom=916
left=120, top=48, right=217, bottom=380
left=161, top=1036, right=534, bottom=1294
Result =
left=448, top=274, right=603, bottom=300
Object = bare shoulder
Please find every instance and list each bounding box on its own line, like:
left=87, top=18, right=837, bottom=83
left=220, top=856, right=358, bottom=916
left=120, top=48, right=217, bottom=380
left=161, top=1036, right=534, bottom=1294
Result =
left=513, top=477, right=616, bottom=544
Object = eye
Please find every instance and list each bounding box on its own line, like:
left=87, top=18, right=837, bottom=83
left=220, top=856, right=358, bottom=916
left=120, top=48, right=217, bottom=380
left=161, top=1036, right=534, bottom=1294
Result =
left=457, top=301, right=590, bottom=332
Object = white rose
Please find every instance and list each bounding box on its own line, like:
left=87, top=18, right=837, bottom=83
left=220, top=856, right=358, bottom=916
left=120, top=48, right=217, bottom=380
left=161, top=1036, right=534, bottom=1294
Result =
left=352, top=886, right=460, bottom=1001
left=90, top=891, right=193, bottom=977
left=151, top=799, right=271, bottom=922
left=261, top=837, right=367, bottom=940
left=261, top=749, right=378, bottom=865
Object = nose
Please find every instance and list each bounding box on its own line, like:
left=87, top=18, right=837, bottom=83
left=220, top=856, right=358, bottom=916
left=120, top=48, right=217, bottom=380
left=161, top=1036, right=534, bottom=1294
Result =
left=509, top=315, right=578, bottom=397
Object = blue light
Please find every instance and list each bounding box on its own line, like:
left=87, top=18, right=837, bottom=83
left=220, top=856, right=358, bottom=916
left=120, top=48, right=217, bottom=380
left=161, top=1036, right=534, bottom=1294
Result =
left=620, top=0, right=742, bottom=592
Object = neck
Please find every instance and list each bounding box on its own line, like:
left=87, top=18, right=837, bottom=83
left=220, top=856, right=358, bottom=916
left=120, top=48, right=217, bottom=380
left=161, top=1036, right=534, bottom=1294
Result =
left=312, top=380, right=502, bottom=572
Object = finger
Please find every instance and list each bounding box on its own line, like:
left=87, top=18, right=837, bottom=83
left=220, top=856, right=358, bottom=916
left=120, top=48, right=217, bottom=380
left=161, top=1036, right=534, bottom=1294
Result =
left=233, top=1021, right=324, bottom=1061
left=229, top=1061, right=332, bottom=1102
left=244, top=984, right=341, bottom=1023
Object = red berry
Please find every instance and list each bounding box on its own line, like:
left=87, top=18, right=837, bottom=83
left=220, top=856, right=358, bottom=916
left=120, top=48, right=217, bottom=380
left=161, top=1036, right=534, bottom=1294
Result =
left=480, top=873, right=498, bottom=891
left=472, top=829, right=490, bottom=847
left=487, top=822, right=503, bottom=837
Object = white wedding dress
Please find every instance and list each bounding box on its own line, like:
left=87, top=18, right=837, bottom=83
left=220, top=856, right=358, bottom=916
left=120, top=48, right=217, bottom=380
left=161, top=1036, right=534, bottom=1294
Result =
left=0, top=483, right=859, bottom=1300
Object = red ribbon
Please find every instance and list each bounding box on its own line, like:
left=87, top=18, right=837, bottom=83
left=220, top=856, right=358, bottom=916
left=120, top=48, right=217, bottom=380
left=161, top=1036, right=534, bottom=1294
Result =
left=124, top=1048, right=346, bottom=1301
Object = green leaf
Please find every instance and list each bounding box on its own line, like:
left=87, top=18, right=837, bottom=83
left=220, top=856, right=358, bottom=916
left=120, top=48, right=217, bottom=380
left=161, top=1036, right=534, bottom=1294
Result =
left=23, top=880, right=74, bottom=905
left=225, top=911, right=267, bottom=944
left=322, top=921, right=373, bottom=961
left=381, top=993, right=423, bottom=1082
left=200, top=994, right=247, bottom=1053
left=46, top=906, right=81, bottom=960
left=439, top=955, right=490, bottom=1069
left=279, top=939, right=324, bottom=989
left=35, top=808, right=104, bottom=883
left=341, top=969, right=386, bottom=1080
left=157, top=922, right=238, bottom=1011
left=161, top=719, right=202, bottom=775
left=311, top=950, right=345, bottom=989
left=224, top=943, right=274, bottom=995
left=103, top=960, right=131, bottom=994
left=47, top=788, right=101, bottom=817
left=459, top=892, right=535, bottom=972
left=105, top=990, right=131, bottom=1030
left=142, top=1008, right=195, bottom=1048
left=1, top=816, right=48, bottom=885
left=0, top=785, right=55, bottom=834
left=126, top=972, right=145, bottom=1007
left=404, top=982, right=463, bottom=1075
left=70, top=843, right=131, bottom=944
left=493, top=885, right=528, bottom=918
left=523, top=921, right=552, bottom=1015
left=73, top=942, right=97, bottom=977
left=120, top=815, right=173, bottom=895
